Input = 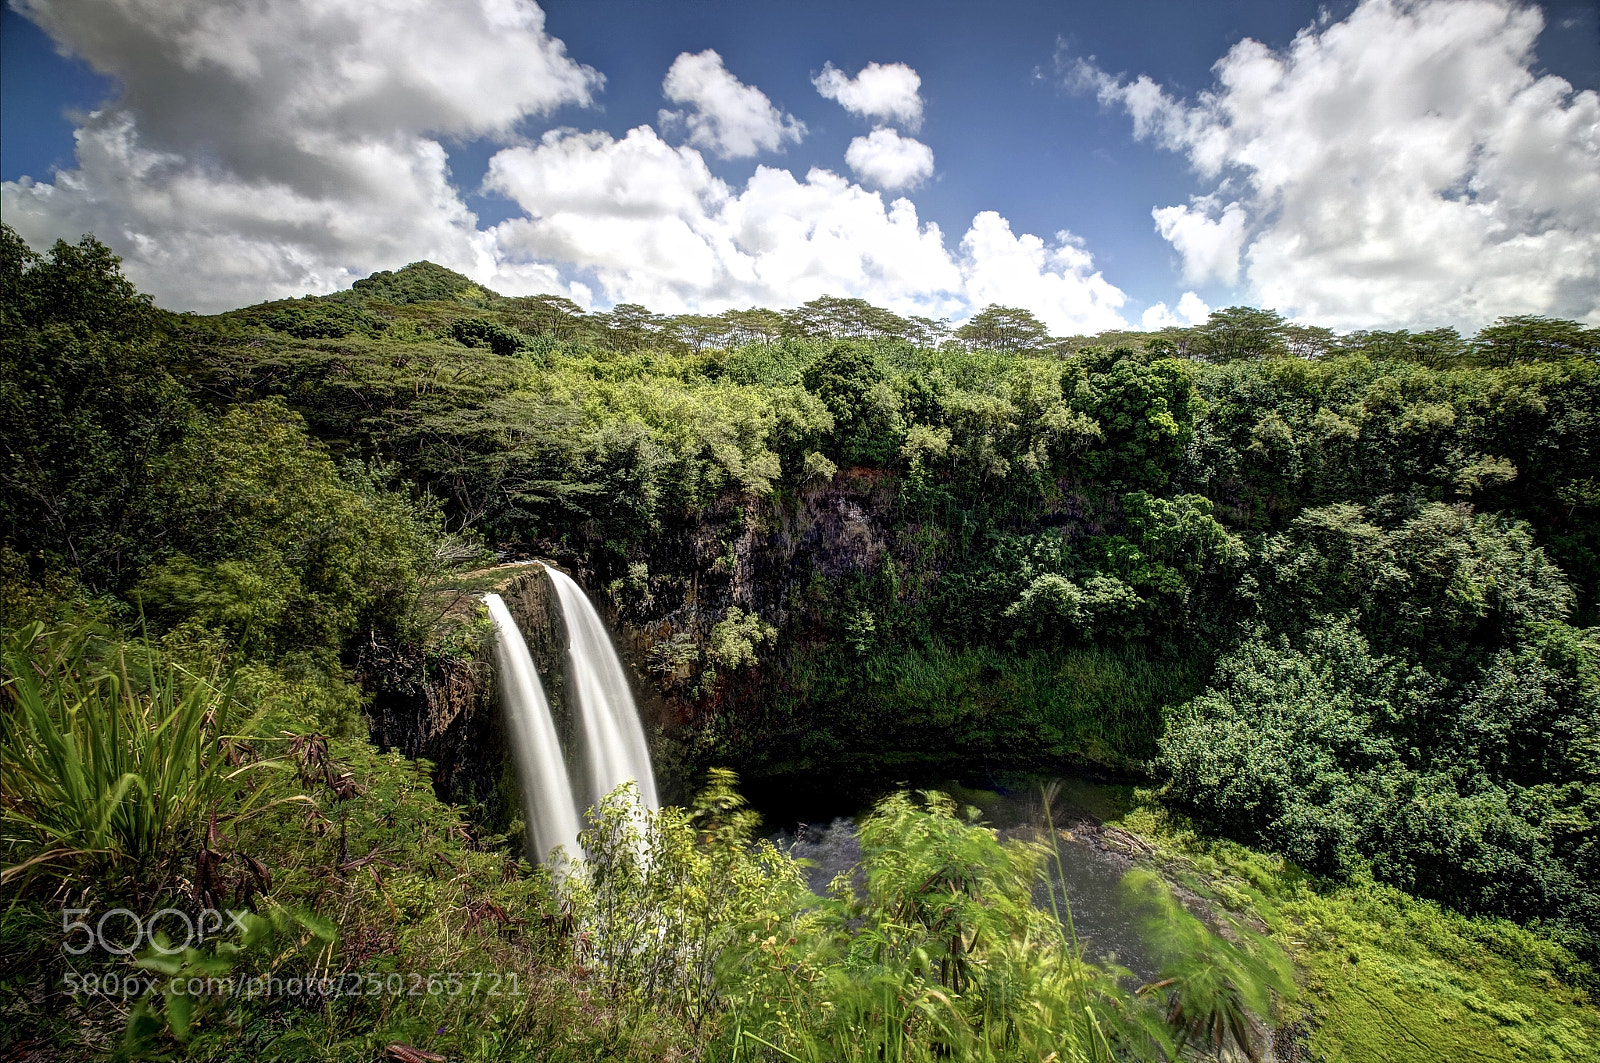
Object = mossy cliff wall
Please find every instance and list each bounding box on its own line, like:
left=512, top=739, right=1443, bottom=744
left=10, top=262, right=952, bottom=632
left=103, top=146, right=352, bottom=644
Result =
left=543, top=471, right=915, bottom=778
left=378, top=470, right=962, bottom=815
left=366, top=563, right=575, bottom=820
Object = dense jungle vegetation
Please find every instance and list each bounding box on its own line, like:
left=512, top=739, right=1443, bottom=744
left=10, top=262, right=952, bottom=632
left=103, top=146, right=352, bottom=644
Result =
left=2, top=223, right=1598, bottom=1061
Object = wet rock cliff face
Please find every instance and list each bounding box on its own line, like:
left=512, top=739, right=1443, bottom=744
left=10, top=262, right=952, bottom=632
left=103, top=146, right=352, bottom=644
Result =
left=366, top=563, right=571, bottom=820
left=544, top=469, right=913, bottom=780
left=596, top=469, right=896, bottom=649
left=375, top=469, right=922, bottom=817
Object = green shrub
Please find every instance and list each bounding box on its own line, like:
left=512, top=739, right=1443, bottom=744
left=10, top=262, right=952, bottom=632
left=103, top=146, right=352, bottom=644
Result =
left=0, top=621, right=294, bottom=880
left=1004, top=573, right=1141, bottom=643
left=231, top=296, right=387, bottom=339
left=138, top=400, right=445, bottom=655
left=802, top=341, right=906, bottom=466
left=1256, top=500, right=1575, bottom=665
left=451, top=316, right=529, bottom=355
left=1160, top=618, right=1600, bottom=938
left=565, top=772, right=815, bottom=1039
left=0, top=226, right=193, bottom=592
left=708, top=606, right=777, bottom=670
left=1068, top=353, right=1202, bottom=491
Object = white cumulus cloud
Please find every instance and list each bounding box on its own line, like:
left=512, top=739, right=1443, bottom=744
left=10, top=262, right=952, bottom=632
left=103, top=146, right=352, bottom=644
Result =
left=844, top=128, right=935, bottom=190
left=659, top=49, right=805, bottom=159
left=813, top=61, right=925, bottom=131
left=958, top=212, right=1129, bottom=335
left=2, top=0, right=601, bottom=311
left=484, top=127, right=1128, bottom=332
left=1074, top=0, right=1600, bottom=329
left=4, top=1, right=1129, bottom=332
left=1141, top=291, right=1212, bottom=330
left=1151, top=198, right=1247, bottom=286
left=484, top=124, right=959, bottom=315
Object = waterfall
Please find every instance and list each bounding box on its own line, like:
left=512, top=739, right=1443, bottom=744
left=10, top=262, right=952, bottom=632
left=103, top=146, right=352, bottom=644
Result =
left=484, top=593, right=581, bottom=867
left=544, top=567, right=660, bottom=815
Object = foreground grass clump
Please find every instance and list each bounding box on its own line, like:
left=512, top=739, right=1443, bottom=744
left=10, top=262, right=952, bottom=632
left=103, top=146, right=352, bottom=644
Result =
left=1, top=728, right=568, bottom=1060
left=1, top=620, right=293, bottom=881
left=1116, top=803, right=1600, bottom=1063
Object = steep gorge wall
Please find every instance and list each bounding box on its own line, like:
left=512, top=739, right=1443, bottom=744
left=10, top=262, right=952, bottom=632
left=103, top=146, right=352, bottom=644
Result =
left=366, top=563, right=573, bottom=820
left=545, top=469, right=926, bottom=787
left=375, top=470, right=921, bottom=817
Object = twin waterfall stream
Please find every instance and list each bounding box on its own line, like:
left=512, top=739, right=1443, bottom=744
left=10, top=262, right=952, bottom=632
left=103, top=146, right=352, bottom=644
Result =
left=485, top=568, right=658, bottom=866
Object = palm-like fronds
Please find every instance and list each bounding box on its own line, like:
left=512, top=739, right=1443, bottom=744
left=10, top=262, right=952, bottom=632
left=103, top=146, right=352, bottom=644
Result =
left=1123, top=869, right=1297, bottom=1062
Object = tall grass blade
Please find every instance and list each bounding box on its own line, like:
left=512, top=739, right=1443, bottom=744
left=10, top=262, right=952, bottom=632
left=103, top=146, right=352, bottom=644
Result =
left=2, top=620, right=283, bottom=882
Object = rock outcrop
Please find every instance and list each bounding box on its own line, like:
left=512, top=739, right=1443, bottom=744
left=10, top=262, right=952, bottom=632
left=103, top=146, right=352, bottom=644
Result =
left=374, top=469, right=934, bottom=818
left=365, top=562, right=571, bottom=823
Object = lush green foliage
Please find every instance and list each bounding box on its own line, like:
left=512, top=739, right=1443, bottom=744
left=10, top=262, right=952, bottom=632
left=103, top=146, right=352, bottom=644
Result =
left=569, top=781, right=1291, bottom=1063
left=135, top=400, right=447, bottom=654
left=1118, top=803, right=1600, bottom=1063
left=738, top=638, right=1205, bottom=785
left=0, top=621, right=288, bottom=877
left=0, top=227, right=191, bottom=591
left=230, top=296, right=389, bottom=340
left=4, top=225, right=1598, bottom=1059
left=802, top=341, right=902, bottom=466
left=1161, top=618, right=1599, bottom=942
left=1121, top=867, right=1294, bottom=1060
left=1, top=227, right=452, bottom=666
left=1250, top=500, right=1574, bottom=667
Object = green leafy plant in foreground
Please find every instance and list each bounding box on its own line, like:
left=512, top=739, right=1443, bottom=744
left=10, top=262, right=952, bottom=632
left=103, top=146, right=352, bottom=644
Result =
left=461, top=776, right=1297, bottom=1062
left=713, top=789, right=1284, bottom=1063
left=1122, top=868, right=1294, bottom=1062
left=566, top=770, right=817, bottom=1040
left=0, top=620, right=299, bottom=882
left=126, top=902, right=337, bottom=1050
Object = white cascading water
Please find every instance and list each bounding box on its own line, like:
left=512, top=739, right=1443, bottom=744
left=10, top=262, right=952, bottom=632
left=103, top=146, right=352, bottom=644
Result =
left=484, top=593, right=582, bottom=867
left=544, top=567, right=660, bottom=815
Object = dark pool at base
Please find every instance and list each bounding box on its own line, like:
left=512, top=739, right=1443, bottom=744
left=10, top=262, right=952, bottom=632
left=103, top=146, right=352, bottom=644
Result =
left=758, top=771, right=1161, bottom=983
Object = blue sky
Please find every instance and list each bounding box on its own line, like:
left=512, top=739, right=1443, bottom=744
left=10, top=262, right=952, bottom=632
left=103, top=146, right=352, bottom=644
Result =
left=3, top=0, right=1597, bottom=329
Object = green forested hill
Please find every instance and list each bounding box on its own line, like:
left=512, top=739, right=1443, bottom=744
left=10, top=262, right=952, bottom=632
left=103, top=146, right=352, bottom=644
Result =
left=3, top=227, right=1597, bottom=1061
